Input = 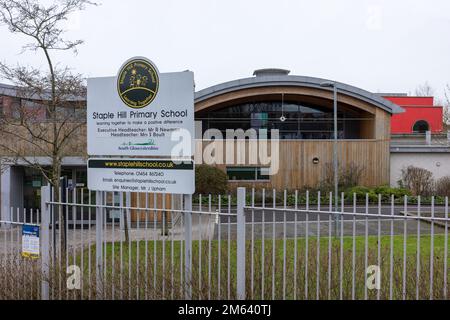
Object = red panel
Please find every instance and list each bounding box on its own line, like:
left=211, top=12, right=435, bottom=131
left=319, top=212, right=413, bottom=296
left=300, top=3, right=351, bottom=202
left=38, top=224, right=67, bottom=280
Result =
left=390, top=106, right=443, bottom=134
left=384, top=96, right=434, bottom=106
left=383, top=96, right=443, bottom=134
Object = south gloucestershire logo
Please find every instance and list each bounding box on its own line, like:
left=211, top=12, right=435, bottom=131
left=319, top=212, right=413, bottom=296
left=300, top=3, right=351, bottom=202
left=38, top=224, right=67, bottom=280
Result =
left=117, top=57, right=159, bottom=109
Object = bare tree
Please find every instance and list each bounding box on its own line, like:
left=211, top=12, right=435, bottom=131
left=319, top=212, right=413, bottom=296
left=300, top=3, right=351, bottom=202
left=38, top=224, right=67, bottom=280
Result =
left=399, top=165, right=434, bottom=196
left=0, top=0, right=95, bottom=250
left=443, top=84, right=450, bottom=127
left=415, top=81, right=434, bottom=97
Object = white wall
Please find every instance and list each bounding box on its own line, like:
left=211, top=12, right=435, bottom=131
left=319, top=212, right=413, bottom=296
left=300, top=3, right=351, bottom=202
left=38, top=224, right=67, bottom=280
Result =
left=390, top=152, right=450, bottom=187
left=0, top=165, right=11, bottom=223
left=0, top=165, right=24, bottom=223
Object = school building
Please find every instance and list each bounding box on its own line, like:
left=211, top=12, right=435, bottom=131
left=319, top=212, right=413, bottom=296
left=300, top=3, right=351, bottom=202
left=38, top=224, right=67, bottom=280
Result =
left=0, top=68, right=447, bottom=218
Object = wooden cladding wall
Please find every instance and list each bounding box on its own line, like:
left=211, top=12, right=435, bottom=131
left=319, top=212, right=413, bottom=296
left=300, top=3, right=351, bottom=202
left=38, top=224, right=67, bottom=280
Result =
left=196, top=139, right=390, bottom=190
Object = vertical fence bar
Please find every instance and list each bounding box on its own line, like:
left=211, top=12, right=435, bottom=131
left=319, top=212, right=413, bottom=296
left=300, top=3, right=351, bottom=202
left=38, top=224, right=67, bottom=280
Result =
left=65, top=188, right=69, bottom=300
left=429, top=196, right=434, bottom=300
left=227, top=195, right=231, bottom=299
left=352, top=193, right=356, bottom=300
left=403, top=195, right=408, bottom=300
left=316, top=191, right=321, bottom=300
left=305, top=190, right=309, bottom=300
left=208, top=194, right=212, bottom=300
left=72, top=188, right=77, bottom=300
left=183, top=194, right=192, bottom=299
left=272, top=189, right=276, bottom=300
left=293, top=190, right=298, bottom=300
left=389, top=195, right=394, bottom=300
left=9, top=207, right=13, bottom=298
left=444, top=197, right=448, bottom=300
left=95, top=191, right=104, bottom=299
left=162, top=196, right=167, bottom=299
left=111, top=192, right=115, bottom=299
left=261, top=189, right=265, bottom=300
left=16, top=208, right=20, bottom=300
left=3, top=207, right=6, bottom=297
left=251, top=188, right=255, bottom=300
left=171, top=196, right=175, bottom=300
left=152, top=195, right=157, bottom=297
left=40, top=186, right=50, bottom=300
left=30, top=208, right=34, bottom=299
left=236, top=187, right=246, bottom=300
left=416, top=196, right=421, bottom=300
left=328, top=192, right=332, bottom=300
left=339, top=193, right=344, bottom=300
left=58, top=187, right=62, bottom=300
left=137, top=193, right=141, bottom=300
left=283, top=189, right=287, bottom=300
left=377, top=194, right=381, bottom=301
left=364, top=193, right=369, bottom=300
left=144, top=194, right=148, bottom=300
left=217, top=194, right=222, bottom=299
left=180, top=197, right=184, bottom=299
left=119, top=192, right=124, bottom=300
left=88, top=191, right=92, bottom=300
left=80, top=189, right=84, bottom=299
left=103, top=192, right=107, bottom=294
left=198, top=195, right=202, bottom=295
left=217, top=195, right=221, bottom=299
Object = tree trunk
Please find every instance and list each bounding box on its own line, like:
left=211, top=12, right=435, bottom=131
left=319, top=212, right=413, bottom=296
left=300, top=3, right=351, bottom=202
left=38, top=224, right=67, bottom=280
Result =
left=51, top=160, right=66, bottom=261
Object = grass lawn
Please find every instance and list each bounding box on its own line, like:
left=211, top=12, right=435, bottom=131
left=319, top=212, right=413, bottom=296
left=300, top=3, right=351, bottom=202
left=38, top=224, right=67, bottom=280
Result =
left=67, top=234, right=449, bottom=300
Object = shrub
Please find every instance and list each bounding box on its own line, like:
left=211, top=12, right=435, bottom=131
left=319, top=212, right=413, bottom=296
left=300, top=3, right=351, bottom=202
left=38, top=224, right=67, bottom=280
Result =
left=321, top=162, right=364, bottom=191
left=373, top=185, right=411, bottom=200
left=195, top=164, right=228, bottom=195
left=399, top=166, right=434, bottom=196
left=435, top=176, right=450, bottom=197
left=344, top=186, right=378, bottom=202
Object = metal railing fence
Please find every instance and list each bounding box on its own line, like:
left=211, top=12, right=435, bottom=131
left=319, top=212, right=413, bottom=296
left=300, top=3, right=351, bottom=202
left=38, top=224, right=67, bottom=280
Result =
left=0, top=186, right=448, bottom=300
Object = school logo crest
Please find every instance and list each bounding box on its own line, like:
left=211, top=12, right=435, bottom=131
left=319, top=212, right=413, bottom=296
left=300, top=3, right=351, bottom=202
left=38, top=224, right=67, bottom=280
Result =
left=117, top=57, right=159, bottom=109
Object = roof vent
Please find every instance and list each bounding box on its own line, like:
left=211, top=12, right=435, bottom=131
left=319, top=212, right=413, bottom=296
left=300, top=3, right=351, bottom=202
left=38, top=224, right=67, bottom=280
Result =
left=253, top=68, right=290, bottom=77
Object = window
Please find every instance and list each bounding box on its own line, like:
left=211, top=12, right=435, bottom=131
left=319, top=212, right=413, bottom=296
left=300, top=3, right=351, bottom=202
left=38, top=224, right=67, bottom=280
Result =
left=412, top=120, right=429, bottom=133
left=196, top=101, right=371, bottom=139
left=226, top=167, right=270, bottom=181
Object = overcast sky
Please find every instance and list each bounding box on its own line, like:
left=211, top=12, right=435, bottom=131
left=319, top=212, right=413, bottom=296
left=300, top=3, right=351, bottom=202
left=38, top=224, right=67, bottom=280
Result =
left=1, top=0, right=450, bottom=100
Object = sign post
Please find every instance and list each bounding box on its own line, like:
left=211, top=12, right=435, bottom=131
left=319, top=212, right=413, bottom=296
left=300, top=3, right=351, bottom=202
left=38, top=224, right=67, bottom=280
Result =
left=87, top=58, right=196, bottom=292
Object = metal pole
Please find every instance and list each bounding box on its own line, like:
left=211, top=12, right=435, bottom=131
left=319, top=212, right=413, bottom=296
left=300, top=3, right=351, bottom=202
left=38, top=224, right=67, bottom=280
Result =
left=40, top=185, right=50, bottom=300
left=95, top=191, right=104, bottom=299
left=333, top=84, right=339, bottom=236
left=236, top=187, right=246, bottom=300
left=183, top=194, right=192, bottom=299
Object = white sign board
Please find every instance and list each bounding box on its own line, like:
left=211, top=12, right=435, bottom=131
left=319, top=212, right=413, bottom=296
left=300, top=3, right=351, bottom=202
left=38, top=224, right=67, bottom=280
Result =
left=87, top=158, right=195, bottom=194
left=22, top=224, right=40, bottom=258
left=87, top=58, right=194, bottom=157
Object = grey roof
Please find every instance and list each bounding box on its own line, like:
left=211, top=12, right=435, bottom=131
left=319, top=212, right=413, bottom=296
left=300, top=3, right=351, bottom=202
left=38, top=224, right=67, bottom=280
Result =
left=0, top=82, right=84, bottom=101
left=253, top=68, right=291, bottom=76
left=391, top=145, right=450, bottom=153
left=195, top=75, right=404, bottom=114
left=375, top=92, right=408, bottom=97
left=0, top=82, right=20, bottom=97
